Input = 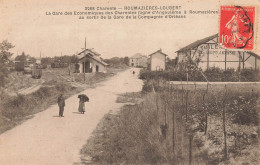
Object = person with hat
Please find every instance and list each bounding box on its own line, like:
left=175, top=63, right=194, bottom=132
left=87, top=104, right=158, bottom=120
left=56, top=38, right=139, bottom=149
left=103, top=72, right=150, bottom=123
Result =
left=57, top=94, right=65, bottom=117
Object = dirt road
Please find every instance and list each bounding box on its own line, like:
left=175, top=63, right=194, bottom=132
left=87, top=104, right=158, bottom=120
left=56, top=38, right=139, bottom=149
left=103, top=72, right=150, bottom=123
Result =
left=0, top=68, right=143, bottom=165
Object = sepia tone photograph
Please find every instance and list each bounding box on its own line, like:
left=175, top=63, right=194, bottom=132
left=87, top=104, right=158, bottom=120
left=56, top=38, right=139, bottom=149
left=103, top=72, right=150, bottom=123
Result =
left=0, top=0, right=259, bottom=164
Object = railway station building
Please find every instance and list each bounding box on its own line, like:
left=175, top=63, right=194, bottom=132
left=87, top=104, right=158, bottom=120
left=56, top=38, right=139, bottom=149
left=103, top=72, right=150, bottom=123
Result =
left=77, top=49, right=108, bottom=73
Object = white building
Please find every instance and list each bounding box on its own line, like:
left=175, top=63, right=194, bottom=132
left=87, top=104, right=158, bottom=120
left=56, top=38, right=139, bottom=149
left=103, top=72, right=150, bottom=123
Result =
left=148, top=49, right=167, bottom=71
left=129, top=53, right=148, bottom=68
left=77, top=49, right=108, bottom=73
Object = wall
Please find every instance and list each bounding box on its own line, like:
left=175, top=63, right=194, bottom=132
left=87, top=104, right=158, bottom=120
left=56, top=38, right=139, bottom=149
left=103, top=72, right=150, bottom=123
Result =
left=137, top=56, right=148, bottom=68
left=91, top=59, right=107, bottom=73
left=150, top=52, right=166, bottom=71
left=129, top=58, right=138, bottom=67
left=79, top=56, right=107, bottom=73
left=178, top=43, right=259, bottom=71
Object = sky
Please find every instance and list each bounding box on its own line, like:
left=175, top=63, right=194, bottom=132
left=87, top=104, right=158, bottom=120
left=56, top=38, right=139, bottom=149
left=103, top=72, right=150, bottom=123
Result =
left=0, top=0, right=259, bottom=59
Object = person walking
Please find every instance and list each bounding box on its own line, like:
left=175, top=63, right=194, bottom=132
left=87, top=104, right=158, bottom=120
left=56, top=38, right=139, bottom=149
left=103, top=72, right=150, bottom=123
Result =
left=78, top=98, right=85, bottom=114
left=78, top=94, right=89, bottom=114
left=57, top=94, right=65, bottom=117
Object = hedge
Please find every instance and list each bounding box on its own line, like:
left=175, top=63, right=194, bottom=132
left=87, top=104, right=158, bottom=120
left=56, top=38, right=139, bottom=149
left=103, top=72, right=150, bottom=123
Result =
left=139, top=67, right=260, bottom=82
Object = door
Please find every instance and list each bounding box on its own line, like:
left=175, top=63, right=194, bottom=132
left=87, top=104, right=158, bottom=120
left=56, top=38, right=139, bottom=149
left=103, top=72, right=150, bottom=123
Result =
left=96, top=65, right=99, bottom=72
left=83, top=61, right=91, bottom=73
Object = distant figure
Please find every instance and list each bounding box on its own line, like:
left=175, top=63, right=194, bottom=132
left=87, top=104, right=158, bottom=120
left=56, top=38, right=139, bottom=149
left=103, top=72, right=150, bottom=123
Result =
left=57, top=94, right=65, bottom=117
left=133, top=71, right=135, bottom=75
left=78, top=98, right=85, bottom=114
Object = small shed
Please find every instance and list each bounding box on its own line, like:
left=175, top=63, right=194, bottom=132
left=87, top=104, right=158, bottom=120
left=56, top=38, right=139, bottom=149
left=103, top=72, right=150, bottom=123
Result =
left=148, top=49, right=167, bottom=71
left=77, top=49, right=108, bottom=73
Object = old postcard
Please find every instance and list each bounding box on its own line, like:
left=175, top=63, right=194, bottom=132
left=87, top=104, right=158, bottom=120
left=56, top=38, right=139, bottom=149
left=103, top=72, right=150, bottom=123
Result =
left=0, top=0, right=259, bottom=165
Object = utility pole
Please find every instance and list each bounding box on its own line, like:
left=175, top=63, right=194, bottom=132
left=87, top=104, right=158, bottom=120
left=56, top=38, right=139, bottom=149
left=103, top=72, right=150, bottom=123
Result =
left=189, top=134, right=193, bottom=165
left=224, top=49, right=227, bottom=71
left=242, top=52, right=245, bottom=71
left=223, top=85, right=228, bottom=160
left=84, top=37, right=86, bottom=81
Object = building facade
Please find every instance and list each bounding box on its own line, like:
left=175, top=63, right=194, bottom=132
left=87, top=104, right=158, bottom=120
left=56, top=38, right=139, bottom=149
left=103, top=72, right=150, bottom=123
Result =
left=176, top=34, right=260, bottom=71
left=148, top=49, right=167, bottom=71
left=77, top=49, right=108, bottom=73
left=129, top=53, right=148, bottom=68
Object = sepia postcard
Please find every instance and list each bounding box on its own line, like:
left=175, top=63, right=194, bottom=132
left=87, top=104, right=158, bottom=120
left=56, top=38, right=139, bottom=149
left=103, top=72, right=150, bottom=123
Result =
left=0, top=0, right=259, bottom=165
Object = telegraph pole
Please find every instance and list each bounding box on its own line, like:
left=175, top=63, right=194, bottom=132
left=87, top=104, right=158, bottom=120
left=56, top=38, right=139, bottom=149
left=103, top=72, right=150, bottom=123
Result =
left=84, top=37, right=86, bottom=81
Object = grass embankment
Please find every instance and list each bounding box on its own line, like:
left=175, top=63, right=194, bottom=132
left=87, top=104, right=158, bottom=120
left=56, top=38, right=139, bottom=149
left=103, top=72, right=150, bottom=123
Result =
left=0, top=66, right=128, bottom=134
left=80, top=82, right=259, bottom=165
left=0, top=83, right=79, bottom=133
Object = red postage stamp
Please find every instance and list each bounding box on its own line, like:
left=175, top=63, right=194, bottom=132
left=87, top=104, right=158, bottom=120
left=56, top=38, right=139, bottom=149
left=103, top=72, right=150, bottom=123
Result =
left=219, top=6, right=255, bottom=50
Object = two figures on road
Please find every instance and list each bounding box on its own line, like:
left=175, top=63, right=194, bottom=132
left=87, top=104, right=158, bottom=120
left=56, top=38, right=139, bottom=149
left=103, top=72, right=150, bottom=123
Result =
left=57, top=94, right=89, bottom=117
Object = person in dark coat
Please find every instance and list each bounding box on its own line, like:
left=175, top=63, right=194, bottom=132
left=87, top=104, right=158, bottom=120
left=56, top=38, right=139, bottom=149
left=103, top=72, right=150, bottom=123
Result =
left=78, top=98, right=85, bottom=114
left=58, top=94, right=65, bottom=117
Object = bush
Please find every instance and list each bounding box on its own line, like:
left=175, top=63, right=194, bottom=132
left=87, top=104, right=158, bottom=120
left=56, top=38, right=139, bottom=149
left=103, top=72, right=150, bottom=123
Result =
left=1, top=83, right=72, bottom=122
left=222, top=68, right=237, bottom=81
left=2, top=94, right=27, bottom=119
left=142, top=79, right=169, bottom=92
left=55, top=83, right=69, bottom=92
left=227, top=93, right=259, bottom=125
left=139, top=67, right=260, bottom=82
left=240, top=69, right=260, bottom=82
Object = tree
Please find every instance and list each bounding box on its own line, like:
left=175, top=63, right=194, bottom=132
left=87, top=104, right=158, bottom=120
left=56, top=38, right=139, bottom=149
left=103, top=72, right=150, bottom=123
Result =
left=0, top=40, right=14, bottom=88
left=41, top=57, right=53, bottom=65
left=29, top=56, right=36, bottom=63
left=123, top=56, right=129, bottom=65
left=166, top=57, right=178, bottom=70
left=70, top=55, right=78, bottom=63
left=15, top=52, right=27, bottom=62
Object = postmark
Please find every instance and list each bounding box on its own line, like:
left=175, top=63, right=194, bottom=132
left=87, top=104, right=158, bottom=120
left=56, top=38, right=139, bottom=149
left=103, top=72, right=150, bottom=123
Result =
left=219, top=6, right=255, bottom=50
